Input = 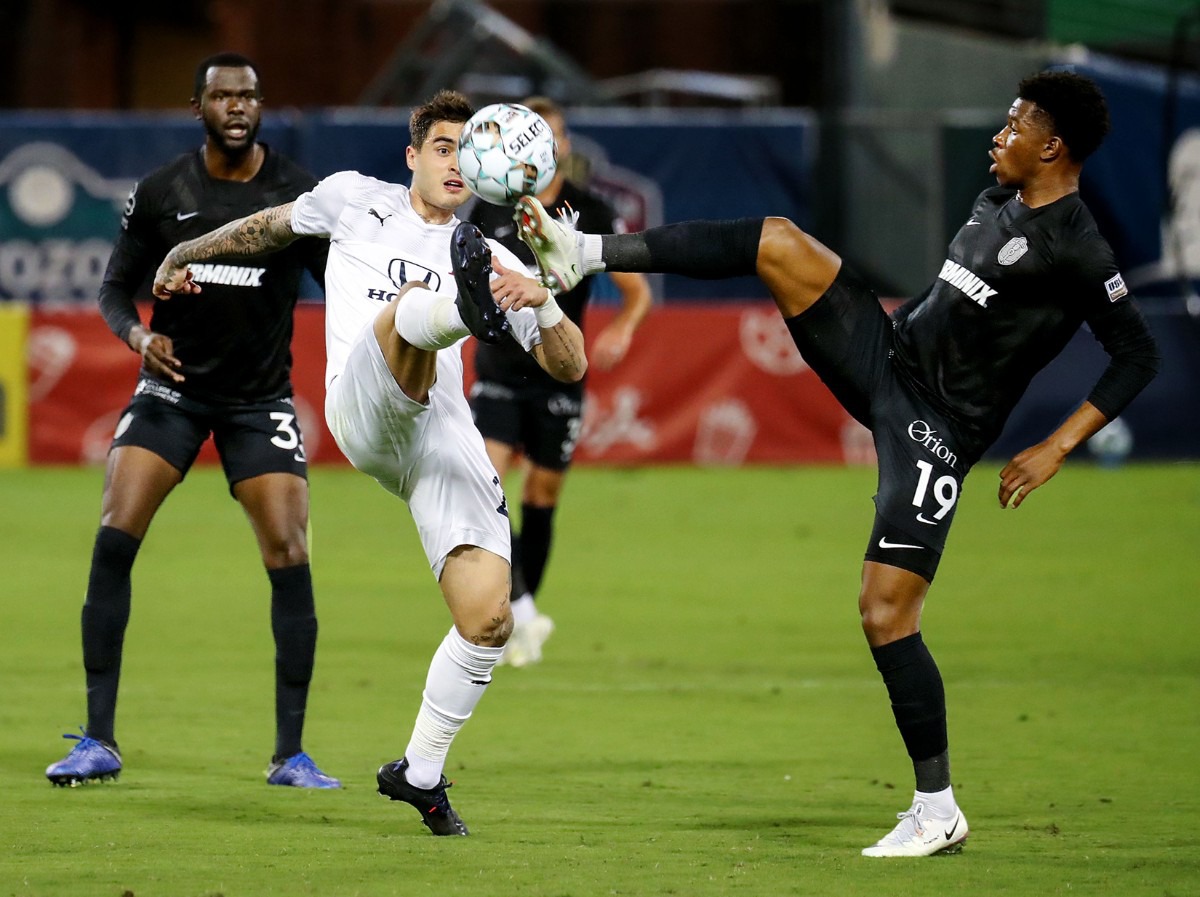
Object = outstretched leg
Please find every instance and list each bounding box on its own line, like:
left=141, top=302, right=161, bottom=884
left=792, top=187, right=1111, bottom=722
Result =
left=859, top=561, right=968, bottom=857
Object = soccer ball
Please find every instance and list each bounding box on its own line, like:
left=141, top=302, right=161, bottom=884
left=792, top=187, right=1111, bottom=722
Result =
left=457, top=103, right=557, bottom=206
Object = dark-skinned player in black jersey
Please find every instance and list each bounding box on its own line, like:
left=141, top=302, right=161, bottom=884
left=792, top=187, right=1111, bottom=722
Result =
left=46, top=53, right=340, bottom=789
left=514, top=70, right=1160, bottom=856
left=468, top=96, right=652, bottom=667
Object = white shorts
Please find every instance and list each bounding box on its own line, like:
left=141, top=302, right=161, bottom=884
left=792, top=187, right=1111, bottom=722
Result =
left=325, top=333, right=511, bottom=579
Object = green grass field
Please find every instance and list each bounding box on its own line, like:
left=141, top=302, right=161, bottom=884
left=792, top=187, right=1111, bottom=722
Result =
left=1, top=462, right=1198, bottom=897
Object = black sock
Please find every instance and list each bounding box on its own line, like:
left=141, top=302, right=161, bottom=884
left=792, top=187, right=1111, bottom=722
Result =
left=509, top=523, right=529, bottom=598
left=519, top=503, right=556, bottom=597
left=269, top=564, right=317, bottom=760
left=870, top=632, right=951, bottom=792
left=601, top=218, right=764, bottom=278
left=82, top=526, right=142, bottom=747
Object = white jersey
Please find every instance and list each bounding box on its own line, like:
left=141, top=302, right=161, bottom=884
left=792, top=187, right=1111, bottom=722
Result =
left=290, top=170, right=540, bottom=388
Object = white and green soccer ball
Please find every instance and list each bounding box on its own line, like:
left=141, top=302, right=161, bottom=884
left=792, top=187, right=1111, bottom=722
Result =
left=457, top=103, right=557, bottom=206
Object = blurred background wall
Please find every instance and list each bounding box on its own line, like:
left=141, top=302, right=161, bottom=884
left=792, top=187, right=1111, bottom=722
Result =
left=2, top=0, right=1199, bottom=464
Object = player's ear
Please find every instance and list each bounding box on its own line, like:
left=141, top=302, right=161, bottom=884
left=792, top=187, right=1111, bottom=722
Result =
left=190, top=97, right=202, bottom=120
left=1042, top=134, right=1065, bottom=162
left=405, top=145, right=417, bottom=171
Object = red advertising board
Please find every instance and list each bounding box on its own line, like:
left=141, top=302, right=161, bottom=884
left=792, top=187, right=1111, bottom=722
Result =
left=28, top=304, right=870, bottom=466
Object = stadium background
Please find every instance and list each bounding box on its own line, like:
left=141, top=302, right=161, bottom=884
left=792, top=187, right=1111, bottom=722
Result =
left=1, top=0, right=1198, bottom=468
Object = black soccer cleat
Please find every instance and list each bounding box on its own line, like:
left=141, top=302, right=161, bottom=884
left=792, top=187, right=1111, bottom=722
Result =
left=376, top=757, right=469, bottom=836
left=451, top=222, right=510, bottom=345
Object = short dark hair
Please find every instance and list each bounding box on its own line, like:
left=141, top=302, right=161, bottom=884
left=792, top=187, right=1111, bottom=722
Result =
left=1017, top=70, right=1110, bottom=162
left=193, top=53, right=261, bottom=101
left=409, top=89, right=475, bottom=150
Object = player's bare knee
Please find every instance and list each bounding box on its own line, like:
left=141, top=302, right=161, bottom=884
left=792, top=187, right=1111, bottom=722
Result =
left=260, top=531, right=309, bottom=569
left=759, top=217, right=840, bottom=311
left=459, top=604, right=513, bottom=647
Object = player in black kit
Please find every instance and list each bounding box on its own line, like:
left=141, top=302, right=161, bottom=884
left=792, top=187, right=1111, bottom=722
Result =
left=45, top=53, right=340, bottom=789
left=515, top=71, right=1160, bottom=854
left=467, top=97, right=651, bottom=667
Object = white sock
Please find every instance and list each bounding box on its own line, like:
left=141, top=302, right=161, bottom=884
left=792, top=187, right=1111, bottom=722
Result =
left=510, top=592, right=537, bottom=625
left=914, top=786, right=957, bottom=818
left=581, top=233, right=605, bottom=274
left=394, top=288, right=469, bottom=350
left=404, top=626, right=504, bottom=788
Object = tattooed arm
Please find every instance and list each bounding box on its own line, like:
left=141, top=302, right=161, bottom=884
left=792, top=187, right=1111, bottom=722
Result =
left=152, top=202, right=300, bottom=299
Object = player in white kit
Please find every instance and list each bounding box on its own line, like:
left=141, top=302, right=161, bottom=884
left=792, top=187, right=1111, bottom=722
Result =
left=152, top=90, right=587, bottom=836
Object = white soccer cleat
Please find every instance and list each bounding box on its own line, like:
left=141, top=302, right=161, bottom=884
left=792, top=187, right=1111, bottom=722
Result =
left=514, top=196, right=585, bottom=294
left=861, top=801, right=969, bottom=857
left=499, top=613, right=555, bottom=668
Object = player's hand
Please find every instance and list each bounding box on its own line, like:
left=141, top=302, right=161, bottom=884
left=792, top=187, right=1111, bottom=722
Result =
left=591, top=323, right=634, bottom=371
left=128, top=326, right=184, bottom=383
left=152, top=253, right=202, bottom=300
left=998, top=440, right=1066, bottom=509
left=490, top=259, right=550, bottom=311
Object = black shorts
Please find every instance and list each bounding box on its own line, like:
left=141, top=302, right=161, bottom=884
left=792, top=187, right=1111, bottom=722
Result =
left=110, top=378, right=308, bottom=494
left=470, top=380, right=584, bottom=472
left=785, top=269, right=981, bottom=582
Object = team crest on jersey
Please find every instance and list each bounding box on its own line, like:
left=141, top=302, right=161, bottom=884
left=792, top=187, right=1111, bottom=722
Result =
left=1105, top=272, right=1128, bottom=302
left=997, top=236, right=1028, bottom=266
left=388, top=258, right=442, bottom=292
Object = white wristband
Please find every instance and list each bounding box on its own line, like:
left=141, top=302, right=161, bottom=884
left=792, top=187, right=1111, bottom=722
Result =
left=534, top=291, right=564, bottom=328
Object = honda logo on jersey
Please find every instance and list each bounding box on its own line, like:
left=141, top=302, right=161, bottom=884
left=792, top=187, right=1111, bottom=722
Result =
left=388, top=258, right=442, bottom=293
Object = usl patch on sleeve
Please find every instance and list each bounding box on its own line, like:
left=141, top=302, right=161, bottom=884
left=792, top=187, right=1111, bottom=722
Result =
left=1105, top=272, right=1128, bottom=302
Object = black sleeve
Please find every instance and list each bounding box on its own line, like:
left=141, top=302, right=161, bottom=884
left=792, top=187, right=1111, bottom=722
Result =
left=891, top=284, right=933, bottom=325
left=1083, top=298, right=1161, bottom=420
left=98, top=183, right=156, bottom=344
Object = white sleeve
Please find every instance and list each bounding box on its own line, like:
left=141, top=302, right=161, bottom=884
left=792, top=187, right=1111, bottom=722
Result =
left=487, top=239, right=543, bottom=352
left=291, top=170, right=371, bottom=237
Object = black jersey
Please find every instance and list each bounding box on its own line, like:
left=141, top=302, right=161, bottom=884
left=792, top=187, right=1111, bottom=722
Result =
left=892, top=186, right=1155, bottom=450
left=98, top=146, right=327, bottom=405
left=469, top=181, right=618, bottom=390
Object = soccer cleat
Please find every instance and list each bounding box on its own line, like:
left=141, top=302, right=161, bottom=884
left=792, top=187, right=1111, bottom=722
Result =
left=514, top=196, right=585, bottom=294
left=451, top=222, right=510, bottom=345
left=46, top=731, right=122, bottom=786
left=499, top=612, right=555, bottom=668
left=376, top=757, right=469, bottom=836
left=861, top=801, right=969, bottom=857
left=266, top=751, right=343, bottom=789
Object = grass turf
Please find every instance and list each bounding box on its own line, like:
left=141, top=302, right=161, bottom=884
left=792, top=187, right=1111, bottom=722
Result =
left=1, top=462, right=1197, bottom=896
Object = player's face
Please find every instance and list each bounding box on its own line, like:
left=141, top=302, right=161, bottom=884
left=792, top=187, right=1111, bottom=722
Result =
left=406, top=120, right=469, bottom=218
left=989, top=99, right=1053, bottom=189
left=195, top=66, right=262, bottom=156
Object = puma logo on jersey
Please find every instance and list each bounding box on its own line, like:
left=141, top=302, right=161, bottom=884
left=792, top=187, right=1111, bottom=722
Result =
left=937, top=259, right=997, bottom=308
left=368, top=208, right=392, bottom=225
left=188, top=263, right=266, bottom=287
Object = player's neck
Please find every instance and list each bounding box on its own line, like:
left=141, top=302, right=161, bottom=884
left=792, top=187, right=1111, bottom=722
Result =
left=409, top=189, right=453, bottom=225
left=203, top=143, right=265, bottom=182
left=1014, top=171, right=1080, bottom=208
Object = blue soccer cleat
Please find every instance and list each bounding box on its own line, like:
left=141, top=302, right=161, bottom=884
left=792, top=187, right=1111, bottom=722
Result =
left=266, top=751, right=342, bottom=789
left=46, top=730, right=122, bottom=787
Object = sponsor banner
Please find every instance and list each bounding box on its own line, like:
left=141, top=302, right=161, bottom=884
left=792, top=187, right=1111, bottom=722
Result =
left=29, top=304, right=859, bottom=466
left=24, top=302, right=1199, bottom=464
left=0, top=302, right=30, bottom=467
left=28, top=305, right=336, bottom=465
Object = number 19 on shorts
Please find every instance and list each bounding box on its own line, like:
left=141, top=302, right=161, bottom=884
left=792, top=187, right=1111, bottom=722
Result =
left=912, top=459, right=958, bottom=524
